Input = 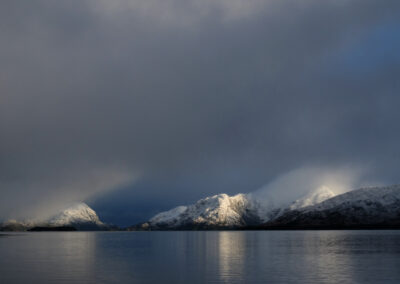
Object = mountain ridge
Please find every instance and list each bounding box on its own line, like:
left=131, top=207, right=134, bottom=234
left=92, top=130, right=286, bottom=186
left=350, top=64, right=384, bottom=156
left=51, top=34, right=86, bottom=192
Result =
left=132, top=186, right=337, bottom=230
left=262, top=185, right=400, bottom=229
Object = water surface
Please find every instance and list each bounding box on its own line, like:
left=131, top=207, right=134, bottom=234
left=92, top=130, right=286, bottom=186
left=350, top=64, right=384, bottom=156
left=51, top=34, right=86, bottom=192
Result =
left=1, top=230, right=400, bottom=283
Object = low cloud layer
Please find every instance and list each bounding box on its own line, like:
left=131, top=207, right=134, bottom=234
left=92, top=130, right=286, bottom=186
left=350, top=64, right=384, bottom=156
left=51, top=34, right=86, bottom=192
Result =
left=1, top=0, right=400, bottom=222
left=251, top=166, right=373, bottom=209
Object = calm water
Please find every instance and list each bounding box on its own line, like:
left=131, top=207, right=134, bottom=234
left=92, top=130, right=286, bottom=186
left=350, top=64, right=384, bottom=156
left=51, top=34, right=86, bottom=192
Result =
left=1, top=231, right=400, bottom=283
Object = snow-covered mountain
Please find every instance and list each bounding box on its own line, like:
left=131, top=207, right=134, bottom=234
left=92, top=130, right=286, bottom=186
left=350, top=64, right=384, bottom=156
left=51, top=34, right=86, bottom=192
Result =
left=264, top=185, right=400, bottom=228
left=0, top=203, right=108, bottom=231
left=48, top=203, right=107, bottom=230
left=135, top=186, right=336, bottom=230
left=143, top=193, right=260, bottom=229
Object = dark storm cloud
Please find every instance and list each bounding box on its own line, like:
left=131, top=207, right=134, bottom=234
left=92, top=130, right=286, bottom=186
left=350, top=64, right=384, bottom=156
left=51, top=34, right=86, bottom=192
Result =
left=1, top=0, right=400, bottom=221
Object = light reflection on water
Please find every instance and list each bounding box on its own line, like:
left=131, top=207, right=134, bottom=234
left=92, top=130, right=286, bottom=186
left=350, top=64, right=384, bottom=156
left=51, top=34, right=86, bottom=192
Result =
left=217, top=231, right=245, bottom=282
left=1, top=231, right=400, bottom=283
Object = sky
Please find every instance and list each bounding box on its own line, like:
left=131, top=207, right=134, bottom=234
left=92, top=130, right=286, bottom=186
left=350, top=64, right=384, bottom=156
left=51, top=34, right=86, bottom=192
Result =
left=1, top=0, right=400, bottom=225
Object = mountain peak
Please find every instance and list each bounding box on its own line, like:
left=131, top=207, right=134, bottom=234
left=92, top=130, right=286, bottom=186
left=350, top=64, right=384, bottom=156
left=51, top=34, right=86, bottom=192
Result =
left=144, top=193, right=257, bottom=229
left=49, top=202, right=104, bottom=227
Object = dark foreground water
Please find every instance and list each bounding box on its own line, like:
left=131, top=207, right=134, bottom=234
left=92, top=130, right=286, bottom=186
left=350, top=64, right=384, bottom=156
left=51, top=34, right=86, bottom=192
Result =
left=1, top=231, right=400, bottom=284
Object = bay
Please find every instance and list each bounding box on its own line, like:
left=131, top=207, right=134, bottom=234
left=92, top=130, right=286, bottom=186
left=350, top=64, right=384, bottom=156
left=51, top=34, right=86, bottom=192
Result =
left=1, top=230, right=400, bottom=283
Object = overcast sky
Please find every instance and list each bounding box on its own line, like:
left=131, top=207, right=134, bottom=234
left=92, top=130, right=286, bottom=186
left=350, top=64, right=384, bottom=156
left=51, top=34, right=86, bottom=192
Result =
left=1, top=0, right=400, bottom=225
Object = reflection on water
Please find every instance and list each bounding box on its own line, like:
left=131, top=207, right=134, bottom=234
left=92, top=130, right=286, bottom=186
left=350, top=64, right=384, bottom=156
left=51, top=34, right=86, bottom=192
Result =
left=217, top=232, right=245, bottom=282
left=1, top=231, right=400, bottom=283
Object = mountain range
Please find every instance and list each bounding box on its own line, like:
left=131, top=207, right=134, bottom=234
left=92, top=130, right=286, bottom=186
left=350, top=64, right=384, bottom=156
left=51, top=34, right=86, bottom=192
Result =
left=131, top=185, right=337, bottom=230
left=131, top=185, right=400, bottom=230
left=2, top=185, right=400, bottom=231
